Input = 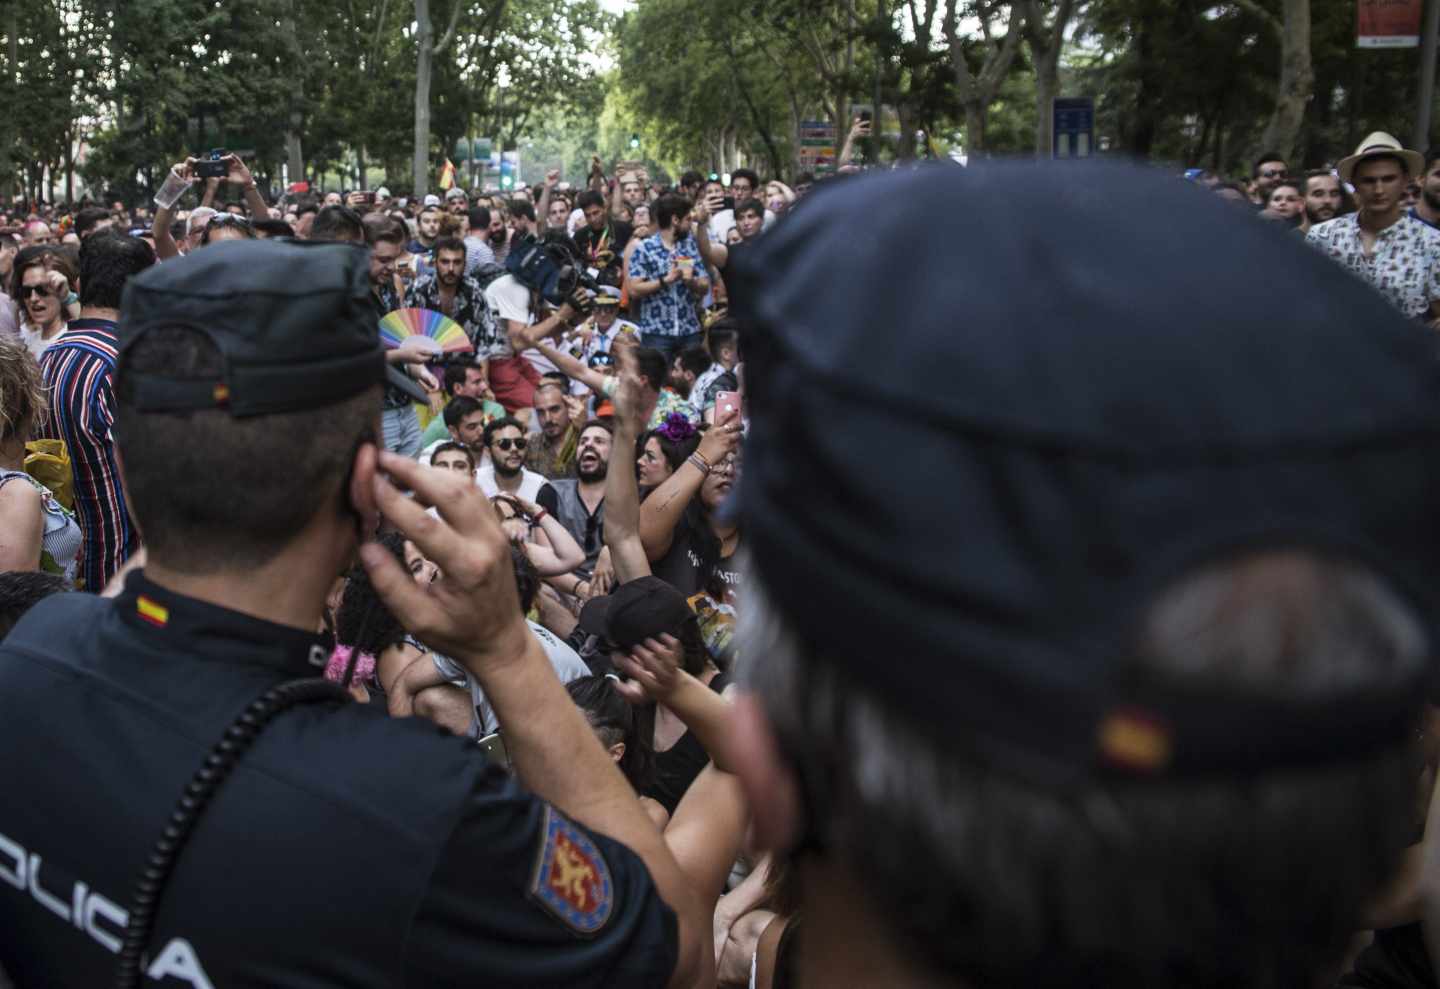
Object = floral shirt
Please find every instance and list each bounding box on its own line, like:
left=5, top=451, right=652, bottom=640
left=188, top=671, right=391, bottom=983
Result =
left=404, top=272, right=506, bottom=359
left=628, top=233, right=705, bottom=339
left=648, top=388, right=699, bottom=430
left=1305, top=213, right=1440, bottom=319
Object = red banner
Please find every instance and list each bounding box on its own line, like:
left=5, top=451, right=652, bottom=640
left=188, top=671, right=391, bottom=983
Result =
left=1357, top=0, right=1423, bottom=48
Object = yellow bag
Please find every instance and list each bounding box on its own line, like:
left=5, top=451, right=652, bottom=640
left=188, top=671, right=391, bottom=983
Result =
left=24, top=439, right=74, bottom=512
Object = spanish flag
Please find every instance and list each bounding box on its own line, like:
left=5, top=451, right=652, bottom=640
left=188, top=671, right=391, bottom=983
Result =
left=137, top=596, right=170, bottom=628
left=439, top=158, right=457, bottom=191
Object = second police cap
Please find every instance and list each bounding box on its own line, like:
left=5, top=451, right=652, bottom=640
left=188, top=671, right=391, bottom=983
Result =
left=118, top=239, right=386, bottom=417
left=732, top=162, right=1440, bottom=779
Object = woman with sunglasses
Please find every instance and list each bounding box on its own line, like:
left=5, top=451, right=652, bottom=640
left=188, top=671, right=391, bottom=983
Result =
left=11, top=246, right=79, bottom=360
left=0, top=337, right=80, bottom=580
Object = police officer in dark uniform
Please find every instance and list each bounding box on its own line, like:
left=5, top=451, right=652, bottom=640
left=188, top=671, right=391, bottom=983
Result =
left=0, top=239, right=708, bottom=987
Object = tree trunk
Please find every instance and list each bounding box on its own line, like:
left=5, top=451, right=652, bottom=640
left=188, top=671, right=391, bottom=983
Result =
left=965, top=103, right=986, bottom=159
left=1034, top=64, right=1056, bottom=157
left=358, top=145, right=368, bottom=190
left=1257, top=0, right=1312, bottom=163
left=282, top=0, right=305, bottom=185
left=413, top=0, right=435, bottom=198
left=944, top=0, right=1025, bottom=158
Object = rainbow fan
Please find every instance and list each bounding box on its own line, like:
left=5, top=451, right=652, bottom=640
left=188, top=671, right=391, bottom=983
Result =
left=378, top=308, right=473, bottom=355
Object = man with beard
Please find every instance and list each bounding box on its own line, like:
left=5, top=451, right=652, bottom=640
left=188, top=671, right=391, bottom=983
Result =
left=477, top=416, right=560, bottom=517
left=486, top=204, right=513, bottom=264
left=1411, top=149, right=1440, bottom=229
left=526, top=381, right=580, bottom=480
left=1303, top=170, right=1347, bottom=227
left=549, top=420, right=613, bottom=576
left=404, top=237, right=496, bottom=356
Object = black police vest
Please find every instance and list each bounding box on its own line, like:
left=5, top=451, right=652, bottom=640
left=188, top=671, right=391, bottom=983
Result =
left=0, top=575, right=676, bottom=987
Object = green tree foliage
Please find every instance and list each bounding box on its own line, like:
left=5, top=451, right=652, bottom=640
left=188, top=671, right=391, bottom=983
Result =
left=3, top=0, right=607, bottom=203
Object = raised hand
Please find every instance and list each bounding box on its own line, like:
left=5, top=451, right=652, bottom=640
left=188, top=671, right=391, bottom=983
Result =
left=613, top=635, right=685, bottom=705
left=360, top=451, right=533, bottom=674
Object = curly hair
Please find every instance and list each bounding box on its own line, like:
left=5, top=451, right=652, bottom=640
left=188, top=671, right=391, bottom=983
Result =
left=0, top=336, right=48, bottom=443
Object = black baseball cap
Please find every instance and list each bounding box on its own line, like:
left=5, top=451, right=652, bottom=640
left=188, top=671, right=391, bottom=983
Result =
left=118, top=239, right=385, bottom=417
left=578, top=577, right=694, bottom=652
left=732, top=161, right=1440, bottom=780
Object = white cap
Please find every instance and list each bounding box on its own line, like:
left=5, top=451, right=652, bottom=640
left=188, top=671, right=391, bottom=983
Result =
left=423, top=194, right=442, bottom=207
left=376, top=186, right=391, bottom=198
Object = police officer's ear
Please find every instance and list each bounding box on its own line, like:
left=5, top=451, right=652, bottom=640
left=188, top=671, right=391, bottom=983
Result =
left=728, top=693, right=803, bottom=854
left=348, top=438, right=381, bottom=539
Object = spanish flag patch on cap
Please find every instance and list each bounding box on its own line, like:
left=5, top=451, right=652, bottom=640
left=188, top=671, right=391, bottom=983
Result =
left=136, top=595, right=170, bottom=628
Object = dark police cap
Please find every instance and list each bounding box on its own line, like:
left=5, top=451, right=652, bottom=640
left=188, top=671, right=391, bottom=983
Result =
left=732, top=162, right=1440, bottom=779
left=118, top=239, right=385, bottom=416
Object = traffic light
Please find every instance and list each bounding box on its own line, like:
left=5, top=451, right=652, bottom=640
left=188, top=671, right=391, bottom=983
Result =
left=629, top=134, right=641, bottom=150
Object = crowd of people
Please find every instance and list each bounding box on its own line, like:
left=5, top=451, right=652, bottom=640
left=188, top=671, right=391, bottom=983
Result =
left=3, top=119, right=1440, bottom=989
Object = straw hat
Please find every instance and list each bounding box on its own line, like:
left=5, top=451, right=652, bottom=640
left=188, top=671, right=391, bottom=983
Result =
left=1337, top=132, right=1424, bottom=185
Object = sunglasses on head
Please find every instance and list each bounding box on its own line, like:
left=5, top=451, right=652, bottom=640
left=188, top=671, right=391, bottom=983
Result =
left=19, top=283, right=52, bottom=299
left=493, top=437, right=528, bottom=451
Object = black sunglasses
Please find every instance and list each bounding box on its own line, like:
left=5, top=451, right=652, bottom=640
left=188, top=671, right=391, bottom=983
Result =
left=493, top=437, right=528, bottom=451
left=1259, top=169, right=1286, bottom=179
left=19, top=284, right=52, bottom=299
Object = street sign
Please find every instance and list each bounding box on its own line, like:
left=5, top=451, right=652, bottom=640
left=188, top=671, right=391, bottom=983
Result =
left=1053, top=97, right=1094, bottom=159
left=797, top=119, right=836, bottom=173
left=499, top=150, right=519, bottom=190
left=1357, top=0, right=1422, bottom=48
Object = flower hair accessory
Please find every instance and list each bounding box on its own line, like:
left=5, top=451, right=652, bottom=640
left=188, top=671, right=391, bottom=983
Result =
left=656, top=413, right=697, bottom=443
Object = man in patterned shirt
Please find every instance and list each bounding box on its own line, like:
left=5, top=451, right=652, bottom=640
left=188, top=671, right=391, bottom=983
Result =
left=404, top=236, right=499, bottom=356
left=37, top=231, right=155, bottom=591
left=626, top=194, right=709, bottom=359
left=1306, top=132, right=1440, bottom=324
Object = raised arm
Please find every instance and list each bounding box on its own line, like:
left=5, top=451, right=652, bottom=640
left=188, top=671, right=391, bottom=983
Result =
left=534, top=338, right=610, bottom=396
left=639, top=422, right=741, bottom=562
left=838, top=115, right=871, bottom=167
left=604, top=337, right=657, bottom=582
left=223, top=153, right=271, bottom=220
left=362, top=452, right=711, bottom=988
left=151, top=161, right=193, bottom=261
left=692, top=195, right=729, bottom=270
left=537, top=169, right=559, bottom=230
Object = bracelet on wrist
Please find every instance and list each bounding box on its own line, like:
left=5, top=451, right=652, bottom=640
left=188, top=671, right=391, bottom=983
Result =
left=686, top=453, right=712, bottom=475
left=531, top=509, right=548, bottom=525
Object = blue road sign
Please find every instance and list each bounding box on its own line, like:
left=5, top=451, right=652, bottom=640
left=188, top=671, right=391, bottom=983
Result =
left=1053, top=97, right=1095, bottom=159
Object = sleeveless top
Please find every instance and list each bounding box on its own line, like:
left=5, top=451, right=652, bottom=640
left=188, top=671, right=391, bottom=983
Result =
left=0, top=468, right=81, bottom=582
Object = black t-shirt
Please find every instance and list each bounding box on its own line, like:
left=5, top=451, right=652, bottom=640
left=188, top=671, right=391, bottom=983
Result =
left=0, top=572, right=677, bottom=987
left=651, top=502, right=741, bottom=603
left=718, top=237, right=757, bottom=313
left=646, top=672, right=731, bottom=814
left=536, top=482, right=560, bottom=517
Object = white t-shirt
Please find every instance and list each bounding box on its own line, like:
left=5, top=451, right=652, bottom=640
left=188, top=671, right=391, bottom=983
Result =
left=477, top=464, right=550, bottom=503
left=483, top=274, right=531, bottom=360
left=483, top=272, right=557, bottom=375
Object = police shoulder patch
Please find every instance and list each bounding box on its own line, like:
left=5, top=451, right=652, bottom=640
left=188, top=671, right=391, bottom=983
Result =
left=529, top=805, right=614, bottom=936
